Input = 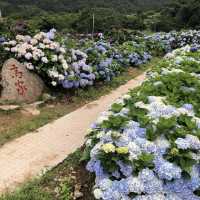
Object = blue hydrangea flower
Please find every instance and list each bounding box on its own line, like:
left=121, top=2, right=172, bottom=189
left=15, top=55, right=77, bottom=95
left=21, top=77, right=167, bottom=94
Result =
left=154, top=156, right=182, bottom=180
left=138, top=169, right=163, bottom=194
left=117, top=161, right=133, bottom=177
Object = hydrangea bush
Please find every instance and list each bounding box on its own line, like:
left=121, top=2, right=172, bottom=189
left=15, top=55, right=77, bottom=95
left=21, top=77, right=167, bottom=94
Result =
left=2, top=29, right=200, bottom=91
left=61, top=49, right=95, bottom=88
left=145, top=30, right=200, bottom=54
left=83, top=45, right=200, bottom=200
left=1, top=31, right=152, bottom=89
left=118, top=41, right=152, bottom=66
left=85, top=41, right=122, bottom=82
left=2, top=29, right=69, bottom=87
left=84, top=40, right=152, bottom=82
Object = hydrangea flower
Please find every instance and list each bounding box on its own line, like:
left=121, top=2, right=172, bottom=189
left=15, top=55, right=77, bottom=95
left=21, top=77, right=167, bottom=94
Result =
left=138, top=169, right=163, bottom=194
left=154, top=156, right=182, bottom=180
left=84, top=42, right=200, bottom=200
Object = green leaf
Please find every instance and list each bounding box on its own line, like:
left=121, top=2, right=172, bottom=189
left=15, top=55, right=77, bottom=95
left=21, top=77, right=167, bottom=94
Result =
left=80, top=146, right=91, bottom=162
left=133, top=153, right=154, bottom=174
left=111, top=103, right=124, bottom=113
left=101, top=115, right=128, bottom=130
left=139, top=153, right=154, bottom=163
left=157, top=117, right=177, bottom=131
left=178, top=115, right=196, bottom=130
left=146, top=126, right=156, bottom=141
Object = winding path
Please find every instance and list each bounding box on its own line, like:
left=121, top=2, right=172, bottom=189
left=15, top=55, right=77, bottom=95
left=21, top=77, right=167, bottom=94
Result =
left=0, top=73, right=145, bottom=193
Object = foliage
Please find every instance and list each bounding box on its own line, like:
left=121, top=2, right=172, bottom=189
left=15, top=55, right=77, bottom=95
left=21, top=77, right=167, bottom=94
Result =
left=73, top=8, right=123, bottom=33
left=2, top=29, right=200, bottom=92
left=0, top=0, right=171, bottom=34
left=2, top=0, right=200, bottom=34
left=154, top=0, right=200, bottom=31
left=1, top=30, right=154, bottom=90
left=0, top=0, right=168, bottom=16
left=84, top=45, right=200, bottom=199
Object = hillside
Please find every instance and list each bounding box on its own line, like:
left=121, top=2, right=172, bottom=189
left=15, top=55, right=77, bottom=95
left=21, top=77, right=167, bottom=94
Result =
left=0, top=0, right=169, bottom=16
left=1, top=0, right=199, bottom=34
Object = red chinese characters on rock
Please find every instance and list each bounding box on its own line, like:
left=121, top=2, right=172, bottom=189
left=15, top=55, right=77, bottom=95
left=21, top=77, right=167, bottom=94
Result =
left=9, top=64, right=28, bottom=96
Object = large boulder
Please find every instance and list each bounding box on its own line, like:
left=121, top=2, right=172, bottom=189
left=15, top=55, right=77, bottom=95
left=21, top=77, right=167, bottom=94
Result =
left=0, top=58, right=44, bottom=103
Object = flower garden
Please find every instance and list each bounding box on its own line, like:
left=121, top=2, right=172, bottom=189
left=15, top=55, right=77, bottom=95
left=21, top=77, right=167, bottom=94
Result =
left=1, top=29, right=200, bottom=92
left=1, top=29, right=200, bottom=200
left=83, top=45, right=200, bottom=200
left=1, top=30, right=151, bottom=90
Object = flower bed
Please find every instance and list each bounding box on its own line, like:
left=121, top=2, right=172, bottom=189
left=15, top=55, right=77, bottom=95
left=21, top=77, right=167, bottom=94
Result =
left=145, top=30, right=200, bottom=53
left=2, top=29, right=200, bottom=92
left=1, top=30, right=152, bottom=89
left=84, top=45, right=200, bottom=200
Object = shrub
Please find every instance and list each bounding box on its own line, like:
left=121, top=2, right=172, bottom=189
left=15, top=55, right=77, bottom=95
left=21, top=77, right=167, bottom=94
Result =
left=84, top=46, right=200, bottom=200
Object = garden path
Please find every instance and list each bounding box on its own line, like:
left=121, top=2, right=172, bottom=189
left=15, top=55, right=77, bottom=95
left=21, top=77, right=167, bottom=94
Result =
left=0, top=73, right=145, bottom=193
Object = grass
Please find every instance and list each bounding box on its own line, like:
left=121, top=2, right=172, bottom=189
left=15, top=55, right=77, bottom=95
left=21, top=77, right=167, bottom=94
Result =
left=0, top=68, right=141, bottom=146
left=0, top=149, right=94, bottom=200
left=0, top=58, right=161, bottom=146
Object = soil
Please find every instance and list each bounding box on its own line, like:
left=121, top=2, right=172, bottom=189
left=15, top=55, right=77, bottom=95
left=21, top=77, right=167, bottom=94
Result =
left=42, top=159, right=95, bottom=200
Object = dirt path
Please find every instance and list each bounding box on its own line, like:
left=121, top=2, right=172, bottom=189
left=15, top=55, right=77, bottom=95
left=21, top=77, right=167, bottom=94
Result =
left=0, top=73, right=145, bottom=193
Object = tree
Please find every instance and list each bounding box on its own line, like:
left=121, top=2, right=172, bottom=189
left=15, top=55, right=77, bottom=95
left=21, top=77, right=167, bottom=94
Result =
left=73, top=8, right=123, bottom=33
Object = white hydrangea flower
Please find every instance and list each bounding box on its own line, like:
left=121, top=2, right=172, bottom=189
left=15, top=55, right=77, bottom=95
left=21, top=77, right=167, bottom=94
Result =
left=10, top=47, right=17, bottom=53
left=96, top=116, right=109, bottom=124
left=16, top=35, right=25, bottom=41
left=128, top=142, right=142, bottom=160
left=39, top=43, right=45, bottom=49
left=62, top=61, right=69, bottom=70
left=41, top=57, right=48, bottom=63
left=127, top=177, right=144, bottom=194
left=51, top=55, right=58, bottom=62
left=58, top=74, right=65, bottom=81
left=93, top=189, right=103, bottom=199
left=43, top=38, right=51, bottom=44
left=25, top=52, right=32, bottom=60
left=9, top=40, right=17, bottom=46
left=96, top=131, right=106, bottom=139
left=34, top=32, right=46, bottom=41
left=4, top=47, right=10, bottom=51
left=51, top=81, right=57, bottom=86
left=24, top=62, right=34, bottom=70
left=48, top=70, right=59, bottom=78
left=59, top=47, right=66, bottom=54
left=123, top=94, right=131, bottom=100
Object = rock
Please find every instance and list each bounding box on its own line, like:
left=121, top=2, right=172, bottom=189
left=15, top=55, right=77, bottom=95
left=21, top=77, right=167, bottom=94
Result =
left=21, top=106, right=40, bottom=116
left=31, top=101, right=45, bottom=107
left=73, top=184, right=83, bottom=199
left=54, top=187, right=59, bottom=197
left=73, top=191, right=83, bottom=199
left=70, top=175, right=76, bottom=180
left=46, top=104, right=55, bottom=108
left=42, top=93, right=55, bottom=101
left=21, top=102, right=43, bottom=116
left=0, top=58, right=44, bottom=103
left=0, top=105, right=20, bottom=111
left=12, top=20, right=28, bottom=34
